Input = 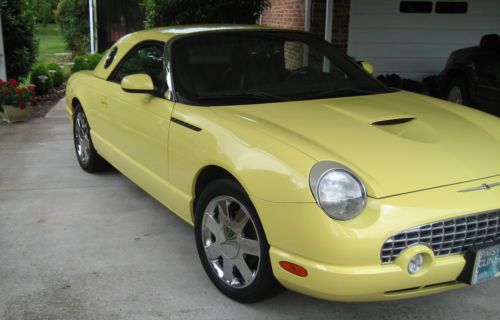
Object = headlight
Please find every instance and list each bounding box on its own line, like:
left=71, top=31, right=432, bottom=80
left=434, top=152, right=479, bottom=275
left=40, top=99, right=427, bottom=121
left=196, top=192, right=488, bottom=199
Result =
left=310, top=161, right=367, bottom=220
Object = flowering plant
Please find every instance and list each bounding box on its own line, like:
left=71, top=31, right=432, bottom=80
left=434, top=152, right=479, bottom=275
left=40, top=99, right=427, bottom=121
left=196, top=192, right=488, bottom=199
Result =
left=0, top=79, right=37, bottom=110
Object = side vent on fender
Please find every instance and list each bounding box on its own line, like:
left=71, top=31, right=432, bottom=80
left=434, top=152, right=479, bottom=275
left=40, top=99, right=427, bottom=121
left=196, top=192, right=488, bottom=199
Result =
left=171, top=117, right=202, bottom=132
left=371, top=117, right=416, bottom=126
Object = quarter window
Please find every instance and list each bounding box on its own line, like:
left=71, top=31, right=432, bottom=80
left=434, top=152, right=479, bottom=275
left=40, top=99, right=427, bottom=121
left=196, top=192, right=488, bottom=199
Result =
left=111, top=44, right=165, bottom=90
left=104, top=47, right=118, bottom=69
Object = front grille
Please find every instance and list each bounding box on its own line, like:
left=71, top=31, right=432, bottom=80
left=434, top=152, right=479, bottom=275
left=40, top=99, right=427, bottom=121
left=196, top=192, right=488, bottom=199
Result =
left=381, top=210, right=500, bottom=264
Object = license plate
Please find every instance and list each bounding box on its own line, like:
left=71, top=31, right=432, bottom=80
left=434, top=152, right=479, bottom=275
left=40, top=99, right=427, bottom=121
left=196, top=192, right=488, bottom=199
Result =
left=470, top=243, right=500, bottom=285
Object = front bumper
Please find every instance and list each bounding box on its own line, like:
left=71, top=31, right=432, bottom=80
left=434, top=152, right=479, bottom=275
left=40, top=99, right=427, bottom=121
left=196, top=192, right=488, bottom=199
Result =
left=251, top=176, right=500, bottom=302
left=270, top=246, right=467, bottom=301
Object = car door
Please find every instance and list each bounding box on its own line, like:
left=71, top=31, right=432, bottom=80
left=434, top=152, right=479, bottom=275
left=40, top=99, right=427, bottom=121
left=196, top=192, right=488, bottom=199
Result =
left=104, top=42, right=174, bottom=182
left=474, top=53, right=500, bottom=116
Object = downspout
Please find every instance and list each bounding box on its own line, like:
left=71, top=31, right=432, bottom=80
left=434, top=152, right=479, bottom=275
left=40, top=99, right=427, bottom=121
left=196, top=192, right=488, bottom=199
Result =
left=89, top=0, right=95, bottom=53
left=323, top=0, right=334, bottom=72
left=0, top=14, right=6, bottom=80
left=325, top=0, right=334, bottom=42
left=304, top=0, right=312, bottom=66
left=304, top=0, right=312, bottom=32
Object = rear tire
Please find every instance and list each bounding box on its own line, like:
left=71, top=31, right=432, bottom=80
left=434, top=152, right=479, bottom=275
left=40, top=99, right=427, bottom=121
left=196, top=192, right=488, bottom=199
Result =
left=73, top=104, right=109, bottom=173
left=194, top=179, right=283, bottom=303
left=447, top=76, right=472, bottom=106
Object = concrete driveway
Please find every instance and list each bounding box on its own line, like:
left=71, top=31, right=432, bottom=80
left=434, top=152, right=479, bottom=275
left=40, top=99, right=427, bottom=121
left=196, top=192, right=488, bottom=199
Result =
left=0, top=101, right=499, bottom=320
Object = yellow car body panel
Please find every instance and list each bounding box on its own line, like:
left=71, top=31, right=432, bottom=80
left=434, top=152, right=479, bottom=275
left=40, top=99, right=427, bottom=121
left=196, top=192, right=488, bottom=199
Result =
left=66, top=26, right=500, bottom=302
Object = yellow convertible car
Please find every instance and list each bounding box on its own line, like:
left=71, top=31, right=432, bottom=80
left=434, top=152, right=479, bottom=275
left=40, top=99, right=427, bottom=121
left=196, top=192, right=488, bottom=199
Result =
left=65, top=25, right=500, bottom=303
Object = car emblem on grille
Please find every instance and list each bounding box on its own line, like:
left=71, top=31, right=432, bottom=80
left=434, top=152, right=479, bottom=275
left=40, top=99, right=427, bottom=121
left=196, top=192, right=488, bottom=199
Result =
left=458, top=182, right=500, bottom=192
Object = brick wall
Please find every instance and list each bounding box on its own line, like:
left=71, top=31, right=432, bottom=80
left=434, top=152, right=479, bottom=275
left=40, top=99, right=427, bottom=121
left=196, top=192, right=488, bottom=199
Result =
left=261, top=0, right=351, bottom=52
left=260, top=0, right=305, bottom=31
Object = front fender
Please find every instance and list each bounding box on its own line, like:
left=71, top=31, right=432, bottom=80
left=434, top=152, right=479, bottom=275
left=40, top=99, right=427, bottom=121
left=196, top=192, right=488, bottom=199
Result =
left=65, top=71, right=99, bottom=121
left=168, top=103, right=317, bottom=208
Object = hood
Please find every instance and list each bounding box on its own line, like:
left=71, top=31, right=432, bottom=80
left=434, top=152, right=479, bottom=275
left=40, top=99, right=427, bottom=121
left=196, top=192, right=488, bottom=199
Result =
left=213, top=91, right=500, bottom=198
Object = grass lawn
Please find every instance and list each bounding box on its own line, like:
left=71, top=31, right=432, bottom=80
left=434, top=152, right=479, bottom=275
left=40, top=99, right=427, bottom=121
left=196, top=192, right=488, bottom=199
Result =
left=35, top=24, right=69, bottom=65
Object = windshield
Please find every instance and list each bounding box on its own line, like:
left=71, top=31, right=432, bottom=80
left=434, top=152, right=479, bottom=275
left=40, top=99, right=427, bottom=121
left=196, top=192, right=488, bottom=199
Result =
left=172, top=31, right=390, bottom=106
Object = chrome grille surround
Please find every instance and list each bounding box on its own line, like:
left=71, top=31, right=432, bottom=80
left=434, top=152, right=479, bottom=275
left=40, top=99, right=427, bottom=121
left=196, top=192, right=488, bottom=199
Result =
left=381, top=210, right=500, bottom=264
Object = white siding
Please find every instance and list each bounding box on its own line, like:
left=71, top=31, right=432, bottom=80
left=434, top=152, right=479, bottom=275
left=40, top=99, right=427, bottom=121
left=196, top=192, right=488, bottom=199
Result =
left=348, top=0, right=500, bottom=80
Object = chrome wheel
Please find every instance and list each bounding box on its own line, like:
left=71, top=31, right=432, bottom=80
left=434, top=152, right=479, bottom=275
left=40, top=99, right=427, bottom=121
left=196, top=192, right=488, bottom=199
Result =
left=448, top=86, right=463, bottom=104
left=201, top=195, right=261, bottom=289
left=74, top=112, right=91, bottom=165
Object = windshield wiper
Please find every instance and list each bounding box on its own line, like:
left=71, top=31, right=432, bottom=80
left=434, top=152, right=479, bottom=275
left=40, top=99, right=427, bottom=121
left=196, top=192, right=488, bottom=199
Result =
left=300, top=87, right=382, bottom=100
left=197, top=90, right=291, bottom=102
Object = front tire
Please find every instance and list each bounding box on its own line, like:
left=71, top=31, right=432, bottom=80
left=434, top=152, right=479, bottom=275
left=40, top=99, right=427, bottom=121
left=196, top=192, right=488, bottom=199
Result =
left=73, top=105, right=108, bottom=173
left=195, top=179, right=282, bottom=303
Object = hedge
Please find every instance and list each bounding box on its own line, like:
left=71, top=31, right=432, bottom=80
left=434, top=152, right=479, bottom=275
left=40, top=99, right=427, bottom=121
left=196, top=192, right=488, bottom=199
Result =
left=1, top=0, right=39, bottom=80
left=141, top=0, right=270, bottom=28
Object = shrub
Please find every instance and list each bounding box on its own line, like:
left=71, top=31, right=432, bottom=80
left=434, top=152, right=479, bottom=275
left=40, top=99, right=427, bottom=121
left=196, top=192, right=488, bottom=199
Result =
left=86, top=53, right=103, bottom=70
left=46, top=63, right=65, bottom=87
left=1, top=0, right=39, bottom=80
left=30, top=64, right=54, bottom=95
left=57, top=0, right=89, bottom=55
left=71, top=56, right=89, bottom=72
left=141, top=0, right=270, bottom=28
left=71, top=53, right=103, bottom=73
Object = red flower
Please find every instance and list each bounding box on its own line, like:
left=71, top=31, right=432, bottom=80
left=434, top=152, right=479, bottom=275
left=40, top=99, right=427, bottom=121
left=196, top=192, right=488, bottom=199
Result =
left=31, top=97, right=38, bottom=107
left=19, top=100, right=26, bottom=110
left=8, top=79, right=19, bottom=87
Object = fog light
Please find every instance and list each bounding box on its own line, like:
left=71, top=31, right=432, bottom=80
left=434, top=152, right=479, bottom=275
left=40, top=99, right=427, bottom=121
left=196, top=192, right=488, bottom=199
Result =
left=408, top=253, right=424, bottom=274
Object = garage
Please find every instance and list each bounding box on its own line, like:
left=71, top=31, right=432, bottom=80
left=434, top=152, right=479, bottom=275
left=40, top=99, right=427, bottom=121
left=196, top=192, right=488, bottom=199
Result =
left=263, top=0, right=500, bottom=79
left=261, top=0, right=500, bottom=114
left=348, top=0, right=500, bottom=80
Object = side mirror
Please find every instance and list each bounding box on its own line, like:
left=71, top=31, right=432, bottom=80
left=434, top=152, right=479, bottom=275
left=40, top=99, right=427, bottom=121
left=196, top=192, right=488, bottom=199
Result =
left=361, top=61, right=375, bottom=75
left=121, top=74, right=155, bottom=94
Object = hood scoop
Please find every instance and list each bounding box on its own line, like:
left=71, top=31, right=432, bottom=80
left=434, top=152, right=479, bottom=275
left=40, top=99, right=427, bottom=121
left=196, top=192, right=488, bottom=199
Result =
left=371, top=117, right=416, bottom=126
left=371, top=116, right=439, bottom=144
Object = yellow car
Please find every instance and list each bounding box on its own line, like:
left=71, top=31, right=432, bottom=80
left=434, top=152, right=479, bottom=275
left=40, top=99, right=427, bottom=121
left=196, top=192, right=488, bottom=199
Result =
left=65, top=25, right=500, bottom=303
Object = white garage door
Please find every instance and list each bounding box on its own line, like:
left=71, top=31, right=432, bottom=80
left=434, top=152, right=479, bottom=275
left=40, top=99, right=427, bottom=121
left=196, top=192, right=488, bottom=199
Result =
left=348, top=0, right=500, bottom=80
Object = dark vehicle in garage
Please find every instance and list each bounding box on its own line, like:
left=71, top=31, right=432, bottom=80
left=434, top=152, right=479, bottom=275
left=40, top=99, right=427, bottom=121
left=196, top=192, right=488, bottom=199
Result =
left=439, top=34, right=500, bottom=116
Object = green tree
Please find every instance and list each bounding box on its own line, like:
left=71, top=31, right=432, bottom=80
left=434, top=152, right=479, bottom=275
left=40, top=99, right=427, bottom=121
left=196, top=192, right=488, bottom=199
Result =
left=31, top=0, right=59, bottom=25
left=141, top=0, right=270, bottom=28
left=57, top=0, right=89, bottom=55
left=1, top=0, right=39, bottom=80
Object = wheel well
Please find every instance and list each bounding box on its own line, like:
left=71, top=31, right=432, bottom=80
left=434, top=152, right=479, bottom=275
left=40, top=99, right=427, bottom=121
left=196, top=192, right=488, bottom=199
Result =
left=71, top=98, right=81, bottom=114
left=193, top=166, right=239, bottom=217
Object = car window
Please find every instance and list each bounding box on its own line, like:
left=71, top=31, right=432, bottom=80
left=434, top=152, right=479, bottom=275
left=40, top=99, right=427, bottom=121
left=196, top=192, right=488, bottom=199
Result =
left=112, top=44, right=165, bottom=90
left=172, top=32, right=389, bottom=106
